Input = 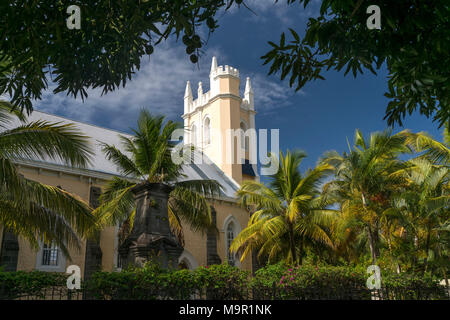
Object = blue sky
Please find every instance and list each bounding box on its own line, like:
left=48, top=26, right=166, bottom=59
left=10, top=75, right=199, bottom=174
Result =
left=36, top=0, right=445, bottom=172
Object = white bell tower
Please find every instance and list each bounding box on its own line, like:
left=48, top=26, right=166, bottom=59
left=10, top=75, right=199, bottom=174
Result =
left=182, top=57, right=257, bottom=185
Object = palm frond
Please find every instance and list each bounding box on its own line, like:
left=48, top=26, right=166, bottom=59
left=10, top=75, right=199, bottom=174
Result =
left=94, top=178, right=136, bottom=226
left=400, top=130, right=450, bottom=165
left=0, top=100, right=26, bottom=127
left=100, top=142, right=141, bottom=177
left=175, top=179, right=222, bottom=198
left=0, top=199, right=81, bottom=258
left=169, top=186, right=214, bottom=234
left=0, top=120, right=93, bottom=167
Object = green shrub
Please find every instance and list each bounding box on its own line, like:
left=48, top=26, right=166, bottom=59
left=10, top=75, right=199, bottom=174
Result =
left=252, top=262, right=290, bottom=287
left=84, top=263, right=249, bottom=300
left=0, top=271, right=66, bottom=299
left=1, top=262, right=447, bottom=300
left=381, top=272, right=447, bottom=299
left=250, top=263, right=447, bottom=300
left=251, top=263, right=369, bottom=299
left=194, top=264, right=249, bottom=289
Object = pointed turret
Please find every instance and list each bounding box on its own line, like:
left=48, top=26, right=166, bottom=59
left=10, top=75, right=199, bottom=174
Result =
left=209, top=57, right=219, bottom=96
left=197, top=81, right=203, bottom=102
left=244, top=77, right=254, bottom=110
left=184, top=80, right=193, bottom=98
left=184, top=81, right=193, bottom=114
left=210, top=56, right=218, bottom=74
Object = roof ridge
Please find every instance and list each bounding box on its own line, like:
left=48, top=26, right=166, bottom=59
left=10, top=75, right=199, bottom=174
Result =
left=33, top=109, right=134, bottom=137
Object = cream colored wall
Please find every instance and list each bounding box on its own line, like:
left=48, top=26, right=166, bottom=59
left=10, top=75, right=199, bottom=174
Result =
left=219, top=76, right=240, bottom=96
left=202, top=98, right=222, bottom=172
left=181, top=199, right=252, bottom=272
left=189, top=97, right=246, bottom=184
left=182, top=220, right=207, bottom=267
left=1, top=165, right=252, bottom=273
left=184, top=70, right=258, bottom=186
left=213, top=200, right=252, bottom=271
left=99, top=226, right=117, bottom=271
left=14, top=167, right=92, bottom=273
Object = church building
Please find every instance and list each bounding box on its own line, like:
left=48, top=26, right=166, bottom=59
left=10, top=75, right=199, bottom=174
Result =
left=0, top=57, right=258, bottom=277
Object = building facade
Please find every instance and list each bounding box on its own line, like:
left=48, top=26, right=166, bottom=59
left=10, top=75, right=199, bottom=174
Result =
left=0, top=57, right=257, bottom=277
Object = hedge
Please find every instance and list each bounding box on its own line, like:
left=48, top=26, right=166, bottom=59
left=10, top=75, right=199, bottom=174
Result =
left=0, top=262, right=448, bottom=300
left=0, top=270, right=66, bottom=299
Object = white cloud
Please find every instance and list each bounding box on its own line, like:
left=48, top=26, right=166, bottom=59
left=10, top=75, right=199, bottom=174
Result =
left=36, top=41, right=296, bottom=131
left=37, top=42, right=216, bottom=131
left=246, top=73, right=301, bottom=113
left=227, top=0, right=321, bottom=25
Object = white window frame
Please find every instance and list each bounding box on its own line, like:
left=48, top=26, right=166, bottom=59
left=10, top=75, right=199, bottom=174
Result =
left=35, top=240, right=66, bottom=272
left=191, top=123, right=197, bottom=146
left=222, top=215, right=242, bottom=267
left=226, top=222, right=235, bottom=266
left=203, top=116, right=211, bottom=146
left=240, top=120, right=249, bottom=151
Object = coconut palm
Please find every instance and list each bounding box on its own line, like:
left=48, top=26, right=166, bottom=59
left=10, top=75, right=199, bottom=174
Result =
left=93, top=110, right=222, bottom=245
left=230, top=150, right=336, bottom=265
left=386, top=158, right=449, bottom=273
left=0, top=101, right=97, bottom=257
left=399, top=129, right=450, bottom=166
left=320, top=129, right=413, bottom=264
left=444, top=122, right=450, bottom=145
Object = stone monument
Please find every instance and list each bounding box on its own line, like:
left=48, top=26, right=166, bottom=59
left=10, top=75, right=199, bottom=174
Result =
left=119, top=182, right=183, bottom=268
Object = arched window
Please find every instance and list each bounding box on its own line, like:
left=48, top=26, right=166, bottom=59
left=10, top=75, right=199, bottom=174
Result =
left=240, top=121, right=249, bottom=151
left=226, top=222, right=235, bottom=266
left=191, top=123, right=197, bottom=145
left=178, top=260, right=189, bottom=270
left=178, top=250, right=199, bottom=270
left=204, top=117, right=211, bottom=145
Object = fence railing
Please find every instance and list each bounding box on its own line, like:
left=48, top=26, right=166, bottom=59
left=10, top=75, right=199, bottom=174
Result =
left=1, top=283, right=449, bottom=300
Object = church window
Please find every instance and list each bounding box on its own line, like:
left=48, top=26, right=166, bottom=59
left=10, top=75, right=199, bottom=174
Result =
left=42, top=241, right=59, bottom=266
left=191, top=123, right=197, bottom=146
left=240, top=121, right=249, bottom=151
left=226, top=222, right=235, bottom=266
left=204, top=117, right=211, bottom=145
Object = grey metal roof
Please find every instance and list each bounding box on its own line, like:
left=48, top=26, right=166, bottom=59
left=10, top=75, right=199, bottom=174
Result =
left=178, top=157, right=239, bottom=200
left=6, top=111, right=240, bottom=199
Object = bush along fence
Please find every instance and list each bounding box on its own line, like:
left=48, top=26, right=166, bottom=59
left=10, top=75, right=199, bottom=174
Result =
left=0, top=263, right=448, bottom=300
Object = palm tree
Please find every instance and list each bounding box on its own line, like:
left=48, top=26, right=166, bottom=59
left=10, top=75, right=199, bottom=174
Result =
left=93, top=110, right=222, bottom=245
left=444, top=122, right=450, bottom=145
left=321, top=129, right=412, bottom=264
left=0, top=102, right=97, bottom=257
left=386, top=158, right=449, bottom=273
left=399, top=129, right=450, bottom=165
left=230, top=150, right=336, bottom=265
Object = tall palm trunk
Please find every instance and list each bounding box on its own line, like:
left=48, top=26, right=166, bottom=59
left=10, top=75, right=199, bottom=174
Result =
left=362, top=193, right=378, bottom=264
left=298, top=235, right=304, bottom=265
left=386, top=226, right=401, bottom=273
left=367, top=224, right=378, bottom=264
left=412, top=233, right=419, bottom=271
left=423, top=222, right=431, bottom=274
left=288, top=223, right=297, bottom=264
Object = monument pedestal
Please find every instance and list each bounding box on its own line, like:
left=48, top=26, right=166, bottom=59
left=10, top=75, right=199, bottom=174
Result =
left=119, top=182, right=183, bottom=268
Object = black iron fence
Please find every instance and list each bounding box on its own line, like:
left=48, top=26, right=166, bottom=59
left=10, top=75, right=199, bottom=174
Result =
left=1, top=283, right=449, bottom=300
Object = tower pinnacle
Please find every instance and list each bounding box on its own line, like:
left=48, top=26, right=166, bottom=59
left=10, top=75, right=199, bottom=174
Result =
left=184, top=80, right=192, bottom=98
left=244, top=77, right=254, bottom=110
left=184, top=81, right=193, bottom=114
left=210, top=56, right=218, bottom=74
left=244, top=77, right=253, bottom=94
